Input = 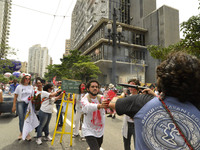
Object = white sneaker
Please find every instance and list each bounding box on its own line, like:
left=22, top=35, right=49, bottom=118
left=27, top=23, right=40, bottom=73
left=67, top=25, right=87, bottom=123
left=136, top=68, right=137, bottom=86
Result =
left=43, top=135, right=52, bottom=141
left=36, top=137, right=42, bottom=145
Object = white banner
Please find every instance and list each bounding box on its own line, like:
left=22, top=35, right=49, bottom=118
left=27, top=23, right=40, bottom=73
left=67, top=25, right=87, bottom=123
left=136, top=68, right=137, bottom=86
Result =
left=22, top=101, right=39, bottom=140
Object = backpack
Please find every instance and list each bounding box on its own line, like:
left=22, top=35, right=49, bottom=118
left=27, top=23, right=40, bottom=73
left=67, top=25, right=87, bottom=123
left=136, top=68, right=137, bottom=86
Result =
left=87, top=94, right=102, bottom=104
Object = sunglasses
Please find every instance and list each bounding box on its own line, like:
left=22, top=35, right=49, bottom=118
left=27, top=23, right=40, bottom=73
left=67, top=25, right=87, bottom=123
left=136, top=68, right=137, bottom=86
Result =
left=25, top=78, right=30, bottom=80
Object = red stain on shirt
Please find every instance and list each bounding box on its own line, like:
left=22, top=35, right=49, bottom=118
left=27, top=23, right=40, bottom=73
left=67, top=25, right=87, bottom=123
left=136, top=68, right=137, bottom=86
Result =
left=91, top=110, right=103, bottom=128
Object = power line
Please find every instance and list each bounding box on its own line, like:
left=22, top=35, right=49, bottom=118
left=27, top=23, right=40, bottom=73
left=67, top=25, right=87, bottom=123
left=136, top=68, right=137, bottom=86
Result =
left=49, top=0, right=76, bottom=50
left=0, top=0, right=70, bottom=17
left=45, top=0, right=62, bottom=46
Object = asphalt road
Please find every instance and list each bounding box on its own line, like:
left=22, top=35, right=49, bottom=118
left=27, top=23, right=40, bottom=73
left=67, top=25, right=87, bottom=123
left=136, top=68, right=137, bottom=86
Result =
left=0, top=104, right=134, bottom=150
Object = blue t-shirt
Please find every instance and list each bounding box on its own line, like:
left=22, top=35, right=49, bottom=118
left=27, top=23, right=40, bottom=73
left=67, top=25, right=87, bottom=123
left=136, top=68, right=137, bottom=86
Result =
left=9, top=83, right=19, bottom=93
left=134, top=97, right=200, bottom=150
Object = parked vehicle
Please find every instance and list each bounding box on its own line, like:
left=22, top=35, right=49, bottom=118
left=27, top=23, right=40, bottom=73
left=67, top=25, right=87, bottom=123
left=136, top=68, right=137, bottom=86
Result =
left=0, top=94, right=14, bottom=114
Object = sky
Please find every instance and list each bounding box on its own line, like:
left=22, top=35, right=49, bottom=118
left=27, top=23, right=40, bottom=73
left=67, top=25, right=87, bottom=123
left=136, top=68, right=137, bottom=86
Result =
left=8, top=0, right=199, bottom=64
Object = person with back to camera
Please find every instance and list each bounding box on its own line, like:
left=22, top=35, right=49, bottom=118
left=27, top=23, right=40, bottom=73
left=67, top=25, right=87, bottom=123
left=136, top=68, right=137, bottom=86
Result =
left=73, top=82, right=87, bottom=140
left=108, top=52, right=200, bottom=150
left=12, top=75, right=33, bottom=141
left=81, top=79, right=108, bottom=150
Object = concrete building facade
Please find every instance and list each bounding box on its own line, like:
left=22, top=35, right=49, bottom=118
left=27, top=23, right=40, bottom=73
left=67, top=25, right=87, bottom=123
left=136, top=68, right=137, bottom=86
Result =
left=0, top=0, right=11, bottom=58
left=20, top=61, right=27, bottom=73
left=70, top=0, right=180, bottom=84
left=64, top=39, right=71, bottom=56
left=28, top=44, right=51, bottom=78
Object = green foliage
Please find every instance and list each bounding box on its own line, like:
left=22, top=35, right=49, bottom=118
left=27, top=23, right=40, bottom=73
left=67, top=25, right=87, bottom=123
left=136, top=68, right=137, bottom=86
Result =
left=180, top=15, right=200, bottom=58
left=44, top=64, right=62, bottom=82
left=0, top=59, right=14, bottom=73
left=0, top=44, right=18, bottom=73
left=45, top=49, right=101, bottom=82
left=0, top=74, right=9, bottom=84
left=148, top=14, right=200, bottom=60
left=72, top=62, right=101, bottom=81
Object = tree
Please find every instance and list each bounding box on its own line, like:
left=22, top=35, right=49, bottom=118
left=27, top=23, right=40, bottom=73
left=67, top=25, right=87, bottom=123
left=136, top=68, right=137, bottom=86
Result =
left=44, top=64, right=62, bottom=82
left=72, top=62, right=101, bottom=82
left=0, top=74, right=9, bottom=84
left=148, top=14, right=200, bottom=60
left=0, top=44, right=17, bottom=73
left=44, top=49, right=101, bottom=82
left=180, top=15, right=200, bottom=57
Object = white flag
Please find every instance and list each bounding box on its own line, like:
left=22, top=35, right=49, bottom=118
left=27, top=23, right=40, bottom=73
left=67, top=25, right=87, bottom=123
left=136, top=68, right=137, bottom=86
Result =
left=22, top=101, right=39, bottom=140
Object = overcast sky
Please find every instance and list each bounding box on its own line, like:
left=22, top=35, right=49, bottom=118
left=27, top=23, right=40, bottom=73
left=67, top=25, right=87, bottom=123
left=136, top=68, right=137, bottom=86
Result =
left=8, top=0, right=199, bottom=64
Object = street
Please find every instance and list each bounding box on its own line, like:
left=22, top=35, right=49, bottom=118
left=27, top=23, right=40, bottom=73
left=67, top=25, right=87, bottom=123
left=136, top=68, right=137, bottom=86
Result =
left=0, top=104, right=134, bottom=150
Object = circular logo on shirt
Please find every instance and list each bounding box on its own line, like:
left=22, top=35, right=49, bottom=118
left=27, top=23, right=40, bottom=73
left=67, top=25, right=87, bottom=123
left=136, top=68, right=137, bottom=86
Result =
left=142, top=109, right=200, bottom=149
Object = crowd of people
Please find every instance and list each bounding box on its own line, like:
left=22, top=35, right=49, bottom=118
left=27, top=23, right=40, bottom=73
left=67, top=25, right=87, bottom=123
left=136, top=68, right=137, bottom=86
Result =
left=0, top=52, right=199, bottom=150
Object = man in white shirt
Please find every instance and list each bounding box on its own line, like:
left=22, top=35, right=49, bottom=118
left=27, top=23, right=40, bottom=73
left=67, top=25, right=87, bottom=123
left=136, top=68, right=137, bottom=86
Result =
left=81, top=79, right=108, bottom=150
left=122, top=79, right=140, bottom=150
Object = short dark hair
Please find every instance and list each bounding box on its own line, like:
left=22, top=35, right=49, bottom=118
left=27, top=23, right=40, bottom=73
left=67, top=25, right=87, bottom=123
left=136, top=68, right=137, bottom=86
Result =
left=128, top=79, right=140, bottom=86
left=43, top=84, right=53, bottom=92
left=86, top=79, right=100, bottom=89
left=157, top=52, right=200, bottom=106
left=35, top=77, right=42, bottom=83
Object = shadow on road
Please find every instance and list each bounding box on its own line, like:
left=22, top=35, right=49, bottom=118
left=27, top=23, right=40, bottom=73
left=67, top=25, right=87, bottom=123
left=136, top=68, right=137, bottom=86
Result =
left=0, top=113, right=16, bottom=124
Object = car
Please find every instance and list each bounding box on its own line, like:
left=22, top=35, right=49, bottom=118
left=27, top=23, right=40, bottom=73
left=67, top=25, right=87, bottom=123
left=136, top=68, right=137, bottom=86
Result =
left=0, top=94, right=14, bottom=114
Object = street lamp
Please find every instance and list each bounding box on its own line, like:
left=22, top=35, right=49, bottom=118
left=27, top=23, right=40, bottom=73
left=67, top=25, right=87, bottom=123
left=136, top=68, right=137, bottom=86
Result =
left=106, top=8, right=123, bottom=86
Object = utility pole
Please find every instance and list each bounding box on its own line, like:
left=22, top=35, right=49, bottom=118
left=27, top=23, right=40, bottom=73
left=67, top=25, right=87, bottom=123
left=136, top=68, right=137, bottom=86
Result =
left=107, top=8, right=122, bottom=86
left=111, top=8, right=117, bottom=86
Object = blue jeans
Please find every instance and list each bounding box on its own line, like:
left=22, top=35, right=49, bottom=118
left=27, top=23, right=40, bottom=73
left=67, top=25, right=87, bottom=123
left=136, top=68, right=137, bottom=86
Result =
left=56, top=104, right=63, bottom=125
left=17, top=101, right=28, bottom=133
left=37, top=110, right=52, bottom=138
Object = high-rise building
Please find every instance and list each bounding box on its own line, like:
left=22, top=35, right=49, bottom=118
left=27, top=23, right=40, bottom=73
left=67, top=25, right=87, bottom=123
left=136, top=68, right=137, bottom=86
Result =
left=20, top=61, right=27, bottom=73
left=64, top=39, right=71, bottom=56
left=70, top=0, right=180, bottom=84
left=28, top=44, right=51, bottom=78
left=0, top=0, right=12, bottom=58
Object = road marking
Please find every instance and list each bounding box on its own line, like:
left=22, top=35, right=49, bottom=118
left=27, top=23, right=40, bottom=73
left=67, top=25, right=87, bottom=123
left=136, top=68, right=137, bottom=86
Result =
left=53, top=107, right=75, bottom=128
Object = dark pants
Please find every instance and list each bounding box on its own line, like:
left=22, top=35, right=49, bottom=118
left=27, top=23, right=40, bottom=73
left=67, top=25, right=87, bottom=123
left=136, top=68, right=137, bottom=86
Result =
left=123, top=122, right=135, bottom=150
left=56, top=104, right=63, bottom=126
left=85, top=136, right=103, bottom=150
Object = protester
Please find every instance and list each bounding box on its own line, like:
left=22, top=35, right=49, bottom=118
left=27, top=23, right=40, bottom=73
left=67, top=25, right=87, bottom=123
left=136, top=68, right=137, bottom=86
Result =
left=54, top=81, right=63, bottom=127
left=109, top=52, right=200, bottom=150
left=9, top=79, right=19, bottom=94
left=122, top=79, right=140, bottom=150
left=81, top=79, right=108, bottom=150
left=36, top=83, right=62, bottom=145
left=73, top=82, right=87, bottom=140
left=32, top=77, right=43, bottom=136
left=106, top=83, right=117, bottom=119
left=12, top=75, right=33, bottom=141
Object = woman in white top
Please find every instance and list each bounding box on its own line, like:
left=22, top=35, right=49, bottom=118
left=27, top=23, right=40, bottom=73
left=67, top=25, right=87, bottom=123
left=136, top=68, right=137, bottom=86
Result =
left=12, top=75, right=33, bottom=141
left=36, top=83, right=62, bottom=145
left=73, top=82, right=86, bottom=138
